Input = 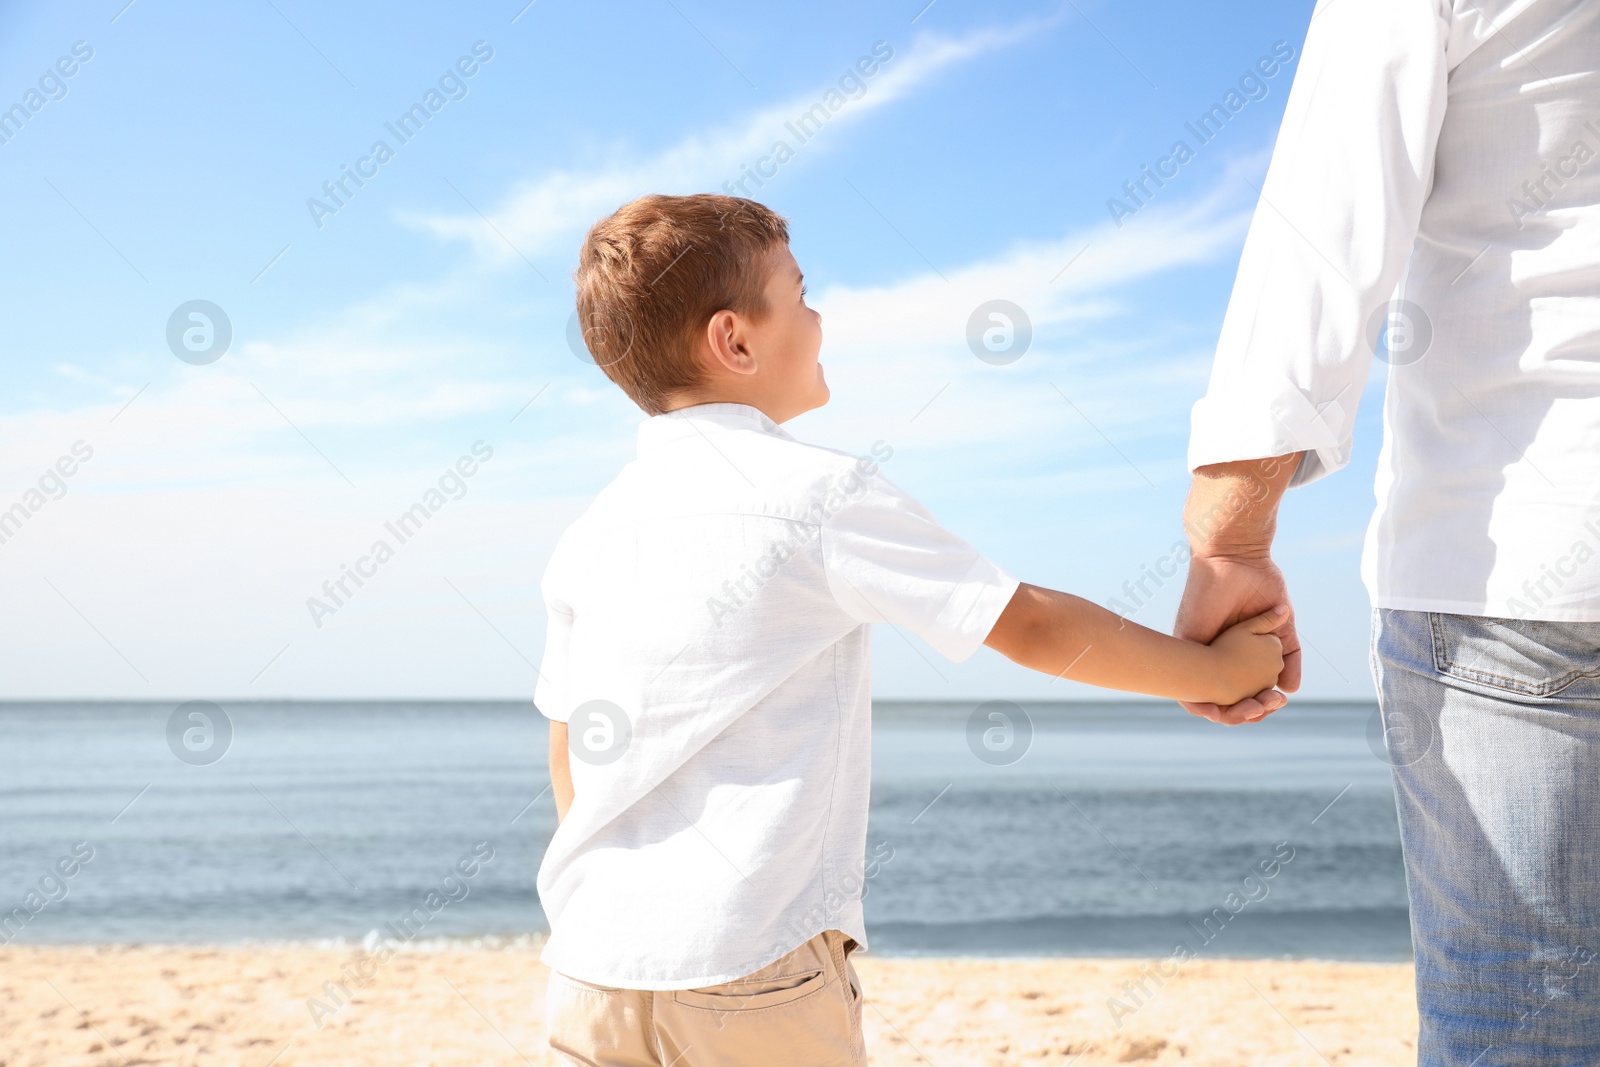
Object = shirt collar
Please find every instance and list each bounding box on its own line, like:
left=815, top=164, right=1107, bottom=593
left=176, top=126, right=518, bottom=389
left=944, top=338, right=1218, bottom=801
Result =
left=637, top=403, right=792, bottom=455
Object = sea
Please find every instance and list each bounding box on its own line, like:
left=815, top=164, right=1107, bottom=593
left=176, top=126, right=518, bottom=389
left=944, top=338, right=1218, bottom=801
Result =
left=0, top=700, right=1410, bottom=960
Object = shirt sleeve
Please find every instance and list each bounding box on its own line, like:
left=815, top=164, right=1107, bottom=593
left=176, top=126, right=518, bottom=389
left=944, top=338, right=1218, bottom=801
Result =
left=820, top=472, right=1019, bottom=663
left=1188, top=0, right=1452, bottom=486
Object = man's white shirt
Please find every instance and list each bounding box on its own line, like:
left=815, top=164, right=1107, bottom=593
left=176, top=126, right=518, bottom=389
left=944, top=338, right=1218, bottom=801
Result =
left=535, top=403, right=1018, bottom=989
left=1190, top=0, right=1600, bottom=619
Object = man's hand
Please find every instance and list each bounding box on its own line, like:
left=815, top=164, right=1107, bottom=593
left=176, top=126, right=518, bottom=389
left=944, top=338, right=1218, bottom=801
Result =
left=1176, top=554, right=1300, bottom=722
left=1175, top=455, right=1303, bottom=725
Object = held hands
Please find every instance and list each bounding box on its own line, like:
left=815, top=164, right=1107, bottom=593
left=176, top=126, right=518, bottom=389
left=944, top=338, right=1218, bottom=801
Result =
left=1174, top=551, right=1302, bottom=725
left=1201, top=605, right=1288, bottom=708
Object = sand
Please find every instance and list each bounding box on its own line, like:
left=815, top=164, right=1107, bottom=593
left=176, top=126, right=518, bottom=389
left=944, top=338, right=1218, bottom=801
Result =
left=0, top=940, right=1417, bottom=1066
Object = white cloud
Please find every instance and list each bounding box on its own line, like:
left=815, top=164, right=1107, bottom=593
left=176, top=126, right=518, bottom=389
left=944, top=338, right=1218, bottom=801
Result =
left=797, top=186, right=1255, bottom=461
left=815, top=190, right=1249, bottom=348
left=404, top=20, right=1053, bottom=262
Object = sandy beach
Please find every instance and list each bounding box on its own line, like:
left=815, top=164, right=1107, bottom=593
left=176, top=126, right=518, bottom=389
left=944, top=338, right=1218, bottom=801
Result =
left=0, top=940, right=1416, bottom=1066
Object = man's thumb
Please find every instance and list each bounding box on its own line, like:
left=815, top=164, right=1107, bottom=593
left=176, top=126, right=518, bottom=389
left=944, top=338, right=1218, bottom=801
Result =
left=1244, top=604, right=1290, bottom=634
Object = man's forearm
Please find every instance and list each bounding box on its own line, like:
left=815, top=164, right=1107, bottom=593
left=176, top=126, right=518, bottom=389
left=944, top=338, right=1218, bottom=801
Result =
left=1183, top=455, right=1302, bottom=558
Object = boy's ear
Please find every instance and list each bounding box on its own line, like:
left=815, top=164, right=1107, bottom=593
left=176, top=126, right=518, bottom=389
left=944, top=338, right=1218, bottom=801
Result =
left=703, top=309, right=758, bottom=377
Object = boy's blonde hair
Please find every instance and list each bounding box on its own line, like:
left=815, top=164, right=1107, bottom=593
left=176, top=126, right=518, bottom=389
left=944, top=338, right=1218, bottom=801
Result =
left=574, top=194, right=790, bottom=414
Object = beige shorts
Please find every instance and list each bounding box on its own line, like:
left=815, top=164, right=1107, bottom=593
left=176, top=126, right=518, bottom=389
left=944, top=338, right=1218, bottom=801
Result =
left=546, top=930, right=866, bottom=1066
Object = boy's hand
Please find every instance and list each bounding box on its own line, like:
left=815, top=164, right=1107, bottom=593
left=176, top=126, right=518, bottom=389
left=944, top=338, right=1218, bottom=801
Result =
left=1203, top=606, right=1288, bottom=707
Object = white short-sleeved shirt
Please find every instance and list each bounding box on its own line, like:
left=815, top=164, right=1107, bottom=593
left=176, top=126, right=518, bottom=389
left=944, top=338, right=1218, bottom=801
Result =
left=534, top=403, right=1017, bottom=989
left=1188, top=0, right=1600, bottom=620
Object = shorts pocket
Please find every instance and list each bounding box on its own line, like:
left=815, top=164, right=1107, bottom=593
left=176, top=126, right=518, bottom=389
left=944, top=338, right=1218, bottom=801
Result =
left=672, top=968, right=827, bottom=1013
left=1427, top=613, right=1600, bottom=698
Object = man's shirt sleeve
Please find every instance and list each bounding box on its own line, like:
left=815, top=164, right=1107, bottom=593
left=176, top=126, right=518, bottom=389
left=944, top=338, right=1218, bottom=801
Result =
left=1189, top=0, right=1452, bottom=486
left=820, top=473, right=1019, bottom=663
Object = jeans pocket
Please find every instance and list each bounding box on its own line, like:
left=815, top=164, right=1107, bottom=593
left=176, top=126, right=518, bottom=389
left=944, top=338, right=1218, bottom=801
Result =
left=672, top=968, right=827, bottom=1013
left=1427, top=613, right=1600, bottom=698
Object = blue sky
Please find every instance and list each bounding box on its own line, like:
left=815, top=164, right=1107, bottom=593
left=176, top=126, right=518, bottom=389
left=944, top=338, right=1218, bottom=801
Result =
left=0, top=0, right=1386, bottom=702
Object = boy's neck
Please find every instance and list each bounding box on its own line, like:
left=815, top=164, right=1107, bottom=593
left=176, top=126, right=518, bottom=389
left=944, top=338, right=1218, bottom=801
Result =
left=661, top=390, right=810, bottom=425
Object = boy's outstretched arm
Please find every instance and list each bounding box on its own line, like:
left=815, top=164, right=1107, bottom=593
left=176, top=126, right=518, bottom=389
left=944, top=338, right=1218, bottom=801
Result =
left=984, top=583, right=1285, bottom=712
left=549, top=721, right=574, bottom=823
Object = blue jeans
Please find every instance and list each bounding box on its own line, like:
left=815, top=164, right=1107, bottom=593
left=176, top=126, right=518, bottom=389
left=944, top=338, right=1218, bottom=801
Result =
left=1373, top=609, right=1600, bottom=1066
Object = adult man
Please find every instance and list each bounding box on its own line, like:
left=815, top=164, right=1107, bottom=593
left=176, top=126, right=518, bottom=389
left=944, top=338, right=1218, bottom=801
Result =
left=1176, top=0, right=1600, bottom=1062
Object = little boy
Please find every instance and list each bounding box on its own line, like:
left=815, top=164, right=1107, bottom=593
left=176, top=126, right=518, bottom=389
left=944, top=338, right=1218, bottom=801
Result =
left=536, top=194, right=1285, bottom=1066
